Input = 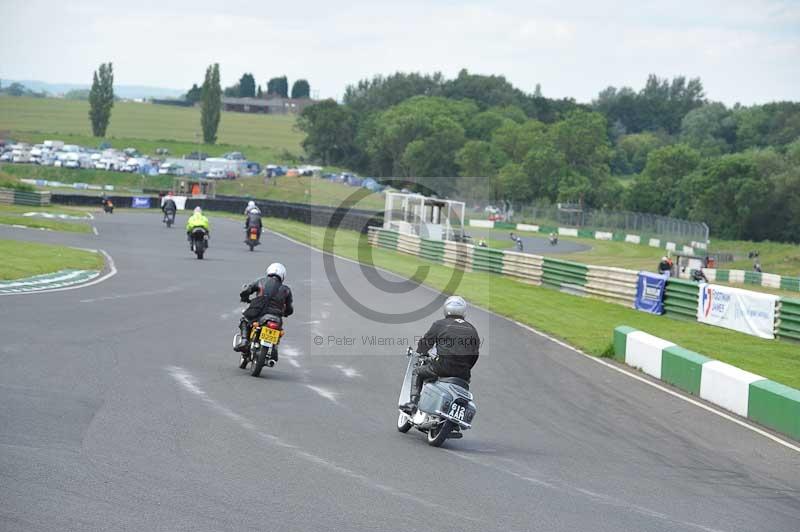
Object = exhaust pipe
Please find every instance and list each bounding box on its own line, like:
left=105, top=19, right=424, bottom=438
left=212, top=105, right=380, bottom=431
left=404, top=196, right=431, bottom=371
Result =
left=266, top=360, right=276, bottom=368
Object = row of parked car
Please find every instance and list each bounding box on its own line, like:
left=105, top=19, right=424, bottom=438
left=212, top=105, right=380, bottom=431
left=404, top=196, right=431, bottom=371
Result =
left=0, top=140, right=259, bottom=179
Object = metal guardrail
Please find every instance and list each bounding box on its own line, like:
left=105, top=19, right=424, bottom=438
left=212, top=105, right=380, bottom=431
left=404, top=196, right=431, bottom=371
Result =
left=0, top=188, right=51, bottom=206
left=777, top=298, right=800, bottom=341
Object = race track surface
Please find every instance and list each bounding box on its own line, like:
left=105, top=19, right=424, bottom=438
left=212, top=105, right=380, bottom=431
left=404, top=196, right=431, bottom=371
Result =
left=467, top=228, right=591, bottom=254
left=1, top=212, right=798, bottom=532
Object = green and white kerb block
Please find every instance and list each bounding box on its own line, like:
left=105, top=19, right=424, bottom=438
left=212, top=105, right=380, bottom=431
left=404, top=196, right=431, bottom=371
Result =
left=613, top=326, right=800, bottom=441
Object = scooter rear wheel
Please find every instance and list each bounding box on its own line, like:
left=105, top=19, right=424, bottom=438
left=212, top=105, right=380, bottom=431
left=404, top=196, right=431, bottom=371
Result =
left=426, top=420, right=454, bottom=447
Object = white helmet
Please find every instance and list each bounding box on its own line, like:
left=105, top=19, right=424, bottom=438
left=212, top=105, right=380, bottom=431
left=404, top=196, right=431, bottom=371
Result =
left=266, top=262, right=286, bottom=282
left=443, top=295, right=467, bottom=318
left=247, top=200, right=255, bottom=209
left=194, top=206, right=202, bottom=214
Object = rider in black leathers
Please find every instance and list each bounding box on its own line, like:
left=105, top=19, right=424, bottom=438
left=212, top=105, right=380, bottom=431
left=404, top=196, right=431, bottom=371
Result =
left=162, top=194, right=177, bottom=223
left=245, top=207, right=263, bottom=242
left=401, top=296, right=480, bottom=413
left=235, top=263, right=294, bottom=353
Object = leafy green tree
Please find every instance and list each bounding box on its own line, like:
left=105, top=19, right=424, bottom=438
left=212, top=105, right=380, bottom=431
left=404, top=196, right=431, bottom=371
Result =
left=680, top=103, right=737, bottom=156
left=491, top=120, right=547, bottom=163
left=89, top=62, right=114, bottom=137
left=201, top=63, right=222, bottom=144
left=256, top=85, right=263, bottom=98
left=343, top=72, right=445, bottom=115
left=400, top=116, right=465, bottom=180
left=610, top=132, right=667, bottom=175
left=522, top=144, right=568, bottom=202
left=239, top=73, right=256, bottom=98
left=297, top=99, right=357, bottom=165
left=497, top=162, right=530, bottom=202
left=184, top=83, right=202, bottom=104
left=291, top=79, right=310, bottom=99
left=223, top=84, right=240, bottom=97
left=549, top=109, right=610, bottom=179
left=466, top=111, right=511, bottom=141
left=455, top=141, right=500, bottom=177
left=267, top=76, right=289, bottom=98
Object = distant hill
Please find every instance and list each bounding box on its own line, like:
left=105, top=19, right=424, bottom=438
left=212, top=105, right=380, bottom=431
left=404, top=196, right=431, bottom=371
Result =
left=0, top=79, right=184, bottom=100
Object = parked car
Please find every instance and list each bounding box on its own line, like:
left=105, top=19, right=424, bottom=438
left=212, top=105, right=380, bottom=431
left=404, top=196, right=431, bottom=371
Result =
left=158, top=163, right=184, bottom=176
left=186, top=151, right=208, bottom=160
left=206, top=168, right=226, bottom=179
left=223, top=151, right=245, bottom=161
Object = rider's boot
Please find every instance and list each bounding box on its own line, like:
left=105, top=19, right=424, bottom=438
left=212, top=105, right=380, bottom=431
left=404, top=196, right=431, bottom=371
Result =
left=400, top=394, right=419, bottom=415
left=234, top=319, right=250, bottom=352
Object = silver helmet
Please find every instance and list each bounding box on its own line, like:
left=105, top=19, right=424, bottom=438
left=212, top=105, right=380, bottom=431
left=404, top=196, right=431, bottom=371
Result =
left=443, top=295, right=467, bottom=318
left=266, top=262, right=286, bottom=282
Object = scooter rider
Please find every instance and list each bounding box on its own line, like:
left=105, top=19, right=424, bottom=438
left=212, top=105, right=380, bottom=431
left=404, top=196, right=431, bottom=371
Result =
left=401, top=295, right=480, bottom=414
left=235, top=263, right=294, bottom=352
left=186, top=206, right=210, bottom=249
left=245, top=205, right=263, bottom=242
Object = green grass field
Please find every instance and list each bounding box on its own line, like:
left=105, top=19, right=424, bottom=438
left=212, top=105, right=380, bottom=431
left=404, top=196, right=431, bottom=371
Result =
left=0, top=204, right=92, bottom=232
left=0, top=239, right=103, bottom=279
left=257, top=217, right=800, bottom=388
left=0, top=96, right=304, bottom=156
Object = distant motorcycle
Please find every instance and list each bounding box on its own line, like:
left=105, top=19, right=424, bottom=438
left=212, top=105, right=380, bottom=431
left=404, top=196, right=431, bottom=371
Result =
left=245, top=226, right=261, bottom=251
left=189, top=227, right=208, bottom=259
left=163, top=211, right=176, bottom=228
left=396, top=347, right=477, bottom=447
left=549, top=234, right=558, bottom=246
left=103, top=199, right=114, bottom=214
left=233, top=312, right=284, bottom=377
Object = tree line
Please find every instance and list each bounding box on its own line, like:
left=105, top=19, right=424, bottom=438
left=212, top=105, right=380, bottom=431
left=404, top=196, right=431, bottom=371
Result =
left=184, top=74, right=310, bottom=103
left=298, top=70, right=800, bottom=243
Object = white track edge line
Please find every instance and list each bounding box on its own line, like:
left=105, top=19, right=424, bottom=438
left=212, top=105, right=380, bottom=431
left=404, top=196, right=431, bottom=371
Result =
left=0, top=249, right=117, bottom=296
left=268, top=228, right=800, bottom=454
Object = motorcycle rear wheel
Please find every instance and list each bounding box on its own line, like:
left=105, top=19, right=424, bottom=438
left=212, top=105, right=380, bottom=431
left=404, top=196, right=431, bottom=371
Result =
left=426, top=420, right=454, bottom=447
left=250, top=347, right=266, bottom=377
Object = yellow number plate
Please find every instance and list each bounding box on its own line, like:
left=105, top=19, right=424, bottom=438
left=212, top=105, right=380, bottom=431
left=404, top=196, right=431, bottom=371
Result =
left=259, top=327, right=281, bottom=344
left=250, top=233, right=258, bottom=240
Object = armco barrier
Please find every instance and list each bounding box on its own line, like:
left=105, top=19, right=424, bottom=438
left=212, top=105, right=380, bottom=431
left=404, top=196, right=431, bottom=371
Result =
left=585, top=265, right=637, bottom=306
left=704, top=268, right=800, bottom=294
left=542, top=258, right=587, bottom=295
left=471, top=247, right=504, bottom=274
left=419, top=238, right=444, bottom=263
left=0, top=188, right=51, bottom=206
left=776, top=298, right=800, bottom=341
left=664, top=278, right=698, bottom=319
left=614, top=326, right=800, bottom=441
left=442, top=241, right=473, bottom=270
left=501, top=251, right=543, bottom=284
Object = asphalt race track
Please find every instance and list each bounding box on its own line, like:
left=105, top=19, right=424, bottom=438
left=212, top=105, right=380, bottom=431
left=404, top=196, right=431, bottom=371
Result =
left=466, top=228, right=591, bottom=254
left=1, top=212, right=799, bottom=532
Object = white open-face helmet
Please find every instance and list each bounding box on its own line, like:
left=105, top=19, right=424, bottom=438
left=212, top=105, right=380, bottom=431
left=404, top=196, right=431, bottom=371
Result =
left=194, top=206, right=202, bottom=214
left=247, top=200, right=255, bottom=209
left=266, top=262, right=287, bottom=282
left=443, top=295, right=467, bottom=318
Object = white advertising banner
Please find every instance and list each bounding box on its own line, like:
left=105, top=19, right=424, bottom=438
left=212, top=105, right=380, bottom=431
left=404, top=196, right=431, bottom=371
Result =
left=697, top=284, right=778, bottom=339
left=161, top=195, right=188, bottom=210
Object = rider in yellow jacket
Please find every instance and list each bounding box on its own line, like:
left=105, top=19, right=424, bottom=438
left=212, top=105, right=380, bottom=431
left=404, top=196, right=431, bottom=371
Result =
left=186, top=206, right=210, bottom=249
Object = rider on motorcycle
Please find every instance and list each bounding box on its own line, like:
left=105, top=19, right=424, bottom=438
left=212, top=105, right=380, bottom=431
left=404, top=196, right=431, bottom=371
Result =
left=186, top=206, right=210, bottom=249
left=162, top=193, right=177, bottom=222
left=235, top=263, right=294, bottom=352
left=245, top=205, right=263, bottom=242
left=244, top=200, right=258, bottom=215
left=401, top=295, right=480, bottom=414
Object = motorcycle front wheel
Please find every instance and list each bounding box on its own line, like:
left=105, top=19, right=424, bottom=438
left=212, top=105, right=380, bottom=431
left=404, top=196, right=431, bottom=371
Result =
left=426, top=420, right=454, bottom=447
left=397, top=412, right=412, bottom=433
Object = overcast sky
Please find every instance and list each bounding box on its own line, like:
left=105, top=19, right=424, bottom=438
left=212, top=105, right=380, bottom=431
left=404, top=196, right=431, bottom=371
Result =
left=1, top=0, right=798, bottom=105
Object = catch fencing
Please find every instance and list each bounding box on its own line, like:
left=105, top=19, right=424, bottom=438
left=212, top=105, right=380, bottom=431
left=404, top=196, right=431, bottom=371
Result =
left=511, top=203, right=709, bottom=246
left=367, top=227, right=797, bottom=343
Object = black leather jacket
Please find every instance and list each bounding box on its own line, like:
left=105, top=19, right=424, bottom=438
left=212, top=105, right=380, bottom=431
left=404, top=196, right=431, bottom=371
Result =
left=417, top=316, right=480, bottom=381
left=162, top=199, right=177, bottom=213
left=240, top=275, right=293, bottom=319
left=245, top=211, right=262, bottom=229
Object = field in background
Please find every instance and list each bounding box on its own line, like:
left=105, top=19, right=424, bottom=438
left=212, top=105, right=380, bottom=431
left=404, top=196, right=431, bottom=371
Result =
left=256, top=216, right=800, bottom=388
left=0, top=96, right=304, bottom=156
left=0, top=239, right=103, bottom=279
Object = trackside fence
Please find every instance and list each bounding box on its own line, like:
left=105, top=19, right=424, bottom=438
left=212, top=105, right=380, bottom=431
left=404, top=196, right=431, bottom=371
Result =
left=367, top=227, right=797, bottom=343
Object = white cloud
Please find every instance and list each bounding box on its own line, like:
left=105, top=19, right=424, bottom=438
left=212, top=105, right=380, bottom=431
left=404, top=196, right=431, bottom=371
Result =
left=0, top=0, right=797, bottom=105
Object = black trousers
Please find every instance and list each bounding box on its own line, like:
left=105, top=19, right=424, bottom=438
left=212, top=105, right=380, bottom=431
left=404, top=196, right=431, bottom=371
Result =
left=411, top=365, right=440, bottom=401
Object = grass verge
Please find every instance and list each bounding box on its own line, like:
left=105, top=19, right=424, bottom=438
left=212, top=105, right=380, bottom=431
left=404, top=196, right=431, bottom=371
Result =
left=260, top=217, right=800, bottom=389
left=0, top=205, right=92, bottom=232
left=0, top=239, right=103, bottom=279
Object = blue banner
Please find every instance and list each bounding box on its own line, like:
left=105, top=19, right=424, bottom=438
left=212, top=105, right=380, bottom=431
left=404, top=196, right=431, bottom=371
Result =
left=634, top=272, right=667, bottom=314
left=131, top=196, right=151, bottom=208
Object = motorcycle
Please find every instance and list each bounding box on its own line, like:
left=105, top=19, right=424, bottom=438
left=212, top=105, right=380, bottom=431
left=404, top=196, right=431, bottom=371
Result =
left=189, top=227, right=208, bottom=259
left=163, top=210, right=176, bottom=228
left=232, top=313, right=284, bottom=377
left=397, top=347, right=477, bottom=447
left=103, top=199, right=114, bottom=214
left=549, top=234, right=558, bottom=246
left=245, top=226, right=261, bottom=251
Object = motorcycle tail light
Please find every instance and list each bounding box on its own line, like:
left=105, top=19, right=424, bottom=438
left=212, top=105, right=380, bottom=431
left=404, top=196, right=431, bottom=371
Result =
left=267, top=321, right=281, bottom=330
